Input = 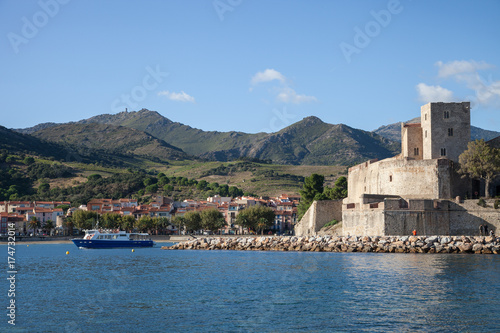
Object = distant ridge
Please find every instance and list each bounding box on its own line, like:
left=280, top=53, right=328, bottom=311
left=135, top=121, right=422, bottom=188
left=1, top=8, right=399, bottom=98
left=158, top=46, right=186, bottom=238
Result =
left=14, top=108, right=498, bottom=166
left=74, top=110, right=400, bottom=165
left=31, top=122, right=189, bottom=161
left=373, top=117, right=500, bottom=142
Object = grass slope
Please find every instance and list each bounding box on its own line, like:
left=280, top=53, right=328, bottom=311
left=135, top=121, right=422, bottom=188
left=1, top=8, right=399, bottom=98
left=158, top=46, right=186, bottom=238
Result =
left=31, top=123, right=189, bottom=161
left=79, top=110, right=400, bottom=165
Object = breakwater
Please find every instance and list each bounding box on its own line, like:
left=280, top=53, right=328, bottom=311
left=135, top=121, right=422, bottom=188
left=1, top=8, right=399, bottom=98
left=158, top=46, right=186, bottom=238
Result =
left=162, top=235, right=500, bottom=254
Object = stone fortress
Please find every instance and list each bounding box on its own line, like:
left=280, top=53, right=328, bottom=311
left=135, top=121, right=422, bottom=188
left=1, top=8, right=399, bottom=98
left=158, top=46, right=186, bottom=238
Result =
left=296, top=102, right=500, bottom=237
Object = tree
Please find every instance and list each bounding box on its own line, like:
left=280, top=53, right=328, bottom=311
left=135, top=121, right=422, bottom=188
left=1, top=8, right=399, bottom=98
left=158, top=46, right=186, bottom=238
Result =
left=23, top=156, right=35, bottom=165
left=38, top=182, right=50, bottom=196
left=72, top=210, right=99, bottom=230
left=459, top=139, right=500, bottom=198
left=136, top=216, right=155, bottom=233
left=236, top=205, right=275, bottom=235
left=55, top=204, right=71, bottom=214
left=324, top=176, right=348, bottom=200
left=228, top=186, right=243, bottom=198
left=29, top=216, right=40, bottom=235
left=172, top=216, right=185, bottom=235
left=301, top=174, right=324, bottom=201
left=153, top=217, right=170, bottom=235
left=298, top=174, right=325, bottom=220
left=145, top=184, right=159, bottom=194
left=101, top=213, right=121, bottom=229
left=200, top=208, right=226, bottom=233
left=87, top=174, right=102, bottom=181
left=65, top=217, right=74, bottom=236
left=196, top=180, right=208, bottom=191
left=163, top=185, right=174, bottom=194
left=43, top=220, right=55, bottom=236
left=158, top=176, right=170, bottom=186
left=184, top=211, right=202, bottom=233
left=120, top=215, right=136, bottom=232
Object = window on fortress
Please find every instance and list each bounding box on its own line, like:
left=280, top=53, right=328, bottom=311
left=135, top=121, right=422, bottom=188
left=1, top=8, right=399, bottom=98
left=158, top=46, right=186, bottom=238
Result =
left=448, top=128, right=453, bottom=136
left=424, top=114, right=427, bottom=121
left=389, top=175, right=392, bottom=182
left=425, top=130, right=427, bottom=138
left=444, top=111, right=450, bottom=119
left=441, top=148, right=446, bottom=156
left=414, top=148, right=419, bottom=156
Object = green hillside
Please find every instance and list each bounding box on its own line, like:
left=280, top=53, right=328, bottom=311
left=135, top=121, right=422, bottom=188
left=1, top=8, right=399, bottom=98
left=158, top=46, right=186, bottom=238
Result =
left=78, top=109, right=399, bottom=165
left=31, top=123, right=189, bottom=162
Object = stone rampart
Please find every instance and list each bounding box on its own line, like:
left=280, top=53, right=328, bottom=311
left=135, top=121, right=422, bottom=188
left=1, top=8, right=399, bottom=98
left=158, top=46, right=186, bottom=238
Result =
left=294, top=200, right=342, bottom=236
left=343, top=198, right=500, bottom=236
left=162, top=235, right=500, bottom=254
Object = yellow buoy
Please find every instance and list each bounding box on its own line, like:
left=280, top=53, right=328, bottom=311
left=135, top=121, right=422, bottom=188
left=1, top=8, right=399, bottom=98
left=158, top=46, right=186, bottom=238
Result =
left=27, top=245, right=29, bottom=247
left=132, top=249, right=135, bottom=252
left=66, top=251, right=69, bottom=255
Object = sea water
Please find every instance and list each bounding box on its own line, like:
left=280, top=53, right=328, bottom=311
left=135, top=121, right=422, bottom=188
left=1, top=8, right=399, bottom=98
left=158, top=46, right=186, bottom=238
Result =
left=3, top=243, right=500, bottom=332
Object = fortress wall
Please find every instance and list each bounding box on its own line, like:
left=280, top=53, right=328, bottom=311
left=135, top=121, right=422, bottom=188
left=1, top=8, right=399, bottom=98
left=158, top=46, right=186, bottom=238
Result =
left=295, top=200, right=342, bottom=236
left=342, top=207, right=385, bottom=236
left=384, top=211, right=450, bottom=236
left=449, top=199, right=500, bottom=235
left=343, top=199, right=500, bottom=237
left=347, top=158, right=449, bottom=203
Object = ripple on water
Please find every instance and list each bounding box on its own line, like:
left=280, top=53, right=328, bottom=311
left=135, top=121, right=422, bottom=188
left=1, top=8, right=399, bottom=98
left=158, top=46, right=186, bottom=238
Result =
left=8, top=245, right=500, bottom=332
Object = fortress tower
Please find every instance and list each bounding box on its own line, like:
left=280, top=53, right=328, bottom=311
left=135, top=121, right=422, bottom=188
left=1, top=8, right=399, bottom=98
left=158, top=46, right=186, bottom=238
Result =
left=402, top=102, right=470, bottom=163
left=421, top=102, right=470, bottom=163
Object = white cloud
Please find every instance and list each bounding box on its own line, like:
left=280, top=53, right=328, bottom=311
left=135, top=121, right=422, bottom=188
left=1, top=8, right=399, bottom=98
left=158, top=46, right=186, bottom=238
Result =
left=250, top=69, right=286, bottom=85
left=475, top=78, right=500, bottom=107
left=433, top=60, right=500, bottom=108
left=276, top=87, right=317, bottom=104
left=436, top=60, right=494, bottom=78
left=158, top=90, right=195, bottom=103
left=416, top=83, right=455, bottom=103
left=250, top=69, right=317, bottom=104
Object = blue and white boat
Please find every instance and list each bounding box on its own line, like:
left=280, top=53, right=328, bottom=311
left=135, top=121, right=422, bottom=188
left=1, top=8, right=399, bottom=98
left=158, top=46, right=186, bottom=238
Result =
left=72, top=229, right=155, bottom=249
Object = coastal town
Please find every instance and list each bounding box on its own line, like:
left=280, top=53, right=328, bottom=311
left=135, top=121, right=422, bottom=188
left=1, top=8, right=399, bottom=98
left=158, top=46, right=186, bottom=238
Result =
left=0, top=194, right=300, bottom=237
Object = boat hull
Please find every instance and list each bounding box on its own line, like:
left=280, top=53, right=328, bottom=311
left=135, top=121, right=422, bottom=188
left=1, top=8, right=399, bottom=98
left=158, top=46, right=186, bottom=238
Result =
left=72, top=239, right=155, bottom=249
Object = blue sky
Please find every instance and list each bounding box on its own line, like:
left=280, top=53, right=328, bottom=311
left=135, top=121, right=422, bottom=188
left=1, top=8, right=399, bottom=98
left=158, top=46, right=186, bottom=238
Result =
left=1, top=0, right=499, bottom=134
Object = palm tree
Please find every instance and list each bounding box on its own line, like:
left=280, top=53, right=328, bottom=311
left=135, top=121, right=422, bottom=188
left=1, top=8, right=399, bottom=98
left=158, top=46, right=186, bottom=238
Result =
left=44, top=220, right=55, bottom=236
left=29, top=217, right=40, bottom=236
left=65, top=217, right=74, bottom=236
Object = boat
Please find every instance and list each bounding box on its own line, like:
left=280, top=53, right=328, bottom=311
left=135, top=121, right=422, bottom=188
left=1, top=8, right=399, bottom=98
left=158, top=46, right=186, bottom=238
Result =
left=72, top=229, right=156, bottom=249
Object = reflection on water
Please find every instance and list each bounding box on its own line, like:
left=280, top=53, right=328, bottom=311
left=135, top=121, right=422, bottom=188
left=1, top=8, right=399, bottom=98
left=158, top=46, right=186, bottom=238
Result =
left=7, top=244, right=500, bottom=332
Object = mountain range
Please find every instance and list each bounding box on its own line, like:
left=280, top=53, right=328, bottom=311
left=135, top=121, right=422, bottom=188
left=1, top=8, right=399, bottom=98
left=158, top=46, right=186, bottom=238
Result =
left=12, top=109, right=500, bottom=166
left=373, top=117, right=500, bottom=142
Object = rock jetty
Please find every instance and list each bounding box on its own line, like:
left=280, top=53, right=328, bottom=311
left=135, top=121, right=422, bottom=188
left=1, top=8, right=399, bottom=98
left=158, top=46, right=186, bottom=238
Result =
left=162, top=235, right=500, bottom=254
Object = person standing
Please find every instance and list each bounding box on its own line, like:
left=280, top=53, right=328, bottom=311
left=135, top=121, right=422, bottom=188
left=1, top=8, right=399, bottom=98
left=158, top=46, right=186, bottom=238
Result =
left=479, top=224, right=484, bottom=236
left=484, top=225, right=489, bottom=236
left=412, top=229, right=417, bottom=236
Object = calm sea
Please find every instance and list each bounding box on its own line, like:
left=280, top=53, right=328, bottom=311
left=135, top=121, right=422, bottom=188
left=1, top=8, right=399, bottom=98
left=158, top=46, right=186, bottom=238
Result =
left=3, top=242, right=500, bottom=332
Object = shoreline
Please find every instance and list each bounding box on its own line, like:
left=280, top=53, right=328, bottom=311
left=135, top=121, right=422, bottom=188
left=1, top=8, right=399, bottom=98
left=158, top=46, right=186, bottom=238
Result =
left=0, top=235, right=182, bottom=245
left=162, top=235, right=500, bottom=254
